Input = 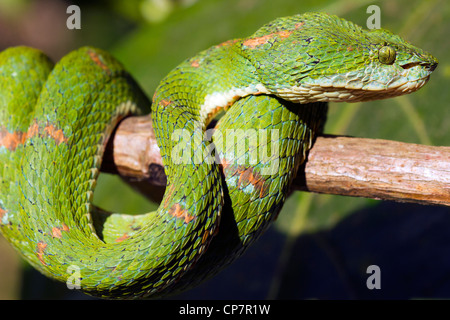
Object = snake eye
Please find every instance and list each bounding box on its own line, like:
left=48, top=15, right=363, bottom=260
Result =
left=378, top=45, right=396, bottom=65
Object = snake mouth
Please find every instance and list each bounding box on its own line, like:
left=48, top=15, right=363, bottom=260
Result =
left=275, top=74, right=432, bottom=103
left=401, top=61, right=438, bottom=72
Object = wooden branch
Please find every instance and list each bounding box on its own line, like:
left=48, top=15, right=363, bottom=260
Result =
left=101, top=115, right=450, bottom=207
left=292, top=136, right=450, bottom=206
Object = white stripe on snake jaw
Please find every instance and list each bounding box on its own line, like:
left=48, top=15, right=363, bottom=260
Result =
left=200, top=66, right=431, bottom=122
left=276, top=77, right=430, bottom=103
left=200, top=84, right=270, bottom=123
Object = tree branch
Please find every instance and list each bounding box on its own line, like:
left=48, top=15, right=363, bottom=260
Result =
left=101, top=115, right=450, bottom=207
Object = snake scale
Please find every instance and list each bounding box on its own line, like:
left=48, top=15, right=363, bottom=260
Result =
left=0, top=12, right=437, bottom=298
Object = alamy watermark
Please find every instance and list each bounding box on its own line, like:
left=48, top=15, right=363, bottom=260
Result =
left=366, top=264, right=381, bottom=290
left=66, top=5, right=81, bottom=29
left=366, top=5, right=381, bottom=29
left=170, top=127, right=280, bottom=175
left=66, top=265, right=81, bottom=290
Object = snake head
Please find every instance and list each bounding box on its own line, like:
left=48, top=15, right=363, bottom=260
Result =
left=361, top=28, right=438, bottom=94
left=239, top=12, right=438, bottom=103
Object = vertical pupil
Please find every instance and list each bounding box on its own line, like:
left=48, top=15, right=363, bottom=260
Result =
left=379, top=46, right=395, bottom=64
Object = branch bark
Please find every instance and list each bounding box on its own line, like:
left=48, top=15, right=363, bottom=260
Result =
left=101, top=115, right=450, bottom=207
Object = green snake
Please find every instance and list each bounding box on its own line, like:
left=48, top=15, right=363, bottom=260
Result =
left=0, top=12, right=437, bottom=298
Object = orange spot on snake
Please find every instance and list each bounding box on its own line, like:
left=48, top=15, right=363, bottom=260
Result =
left=221, top=159, right=229, bottom=169
left=277, top=30, right=294, bottom=38
left=243, top=30, right=293, bottom=49
left=37, top=242, right=47, bottom=266
left=223, top=164, right=269, bottom=198
left=43, top=124, right=67, bottom=145
left=0, top=208, right=5, bottom=224
left=160, top=99, right=172, bottom=107
left=169, top=203, right=195, bottom=224
left=216, top=39, right=239, bottom=47
left=52, top=227, right=62, bottom=239
left=190, top=59, right=200, bottom=68
left=243, top=34, right=273, bottom=48
left=88, top=50, right=111, bottom=73
left=51, top=224, right=69, bottom=239
left=0, top=121, right=67, bottom=151
left=116, top=233, right=130, bottom=242
left=0, top=126, right=29, bottom=151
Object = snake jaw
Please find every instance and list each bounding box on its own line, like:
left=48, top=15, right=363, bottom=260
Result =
left=273, top=69, right=433, bottom=104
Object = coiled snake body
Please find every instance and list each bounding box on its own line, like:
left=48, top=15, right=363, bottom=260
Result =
left=0, top=12, right=437, bottom=298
